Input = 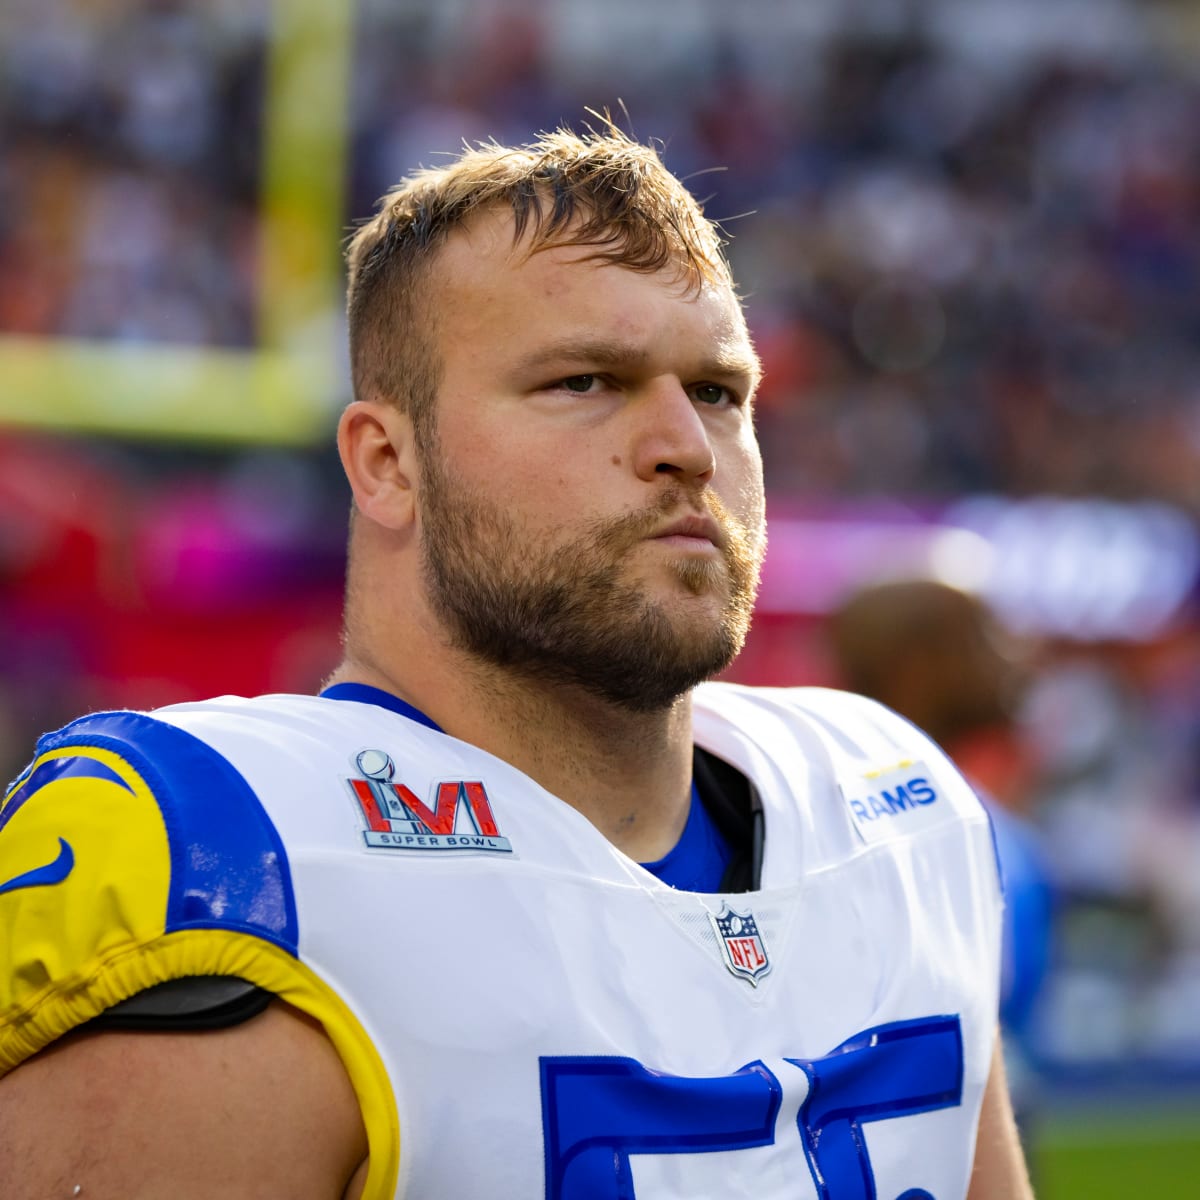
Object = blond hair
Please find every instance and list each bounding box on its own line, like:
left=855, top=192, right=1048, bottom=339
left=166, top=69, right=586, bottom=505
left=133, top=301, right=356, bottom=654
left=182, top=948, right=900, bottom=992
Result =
left=345, top=124, right=734, bottom=443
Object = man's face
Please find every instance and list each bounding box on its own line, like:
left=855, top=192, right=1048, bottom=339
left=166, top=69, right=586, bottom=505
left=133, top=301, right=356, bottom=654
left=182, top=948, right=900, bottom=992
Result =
left=415, top=210, right=767, bottom=712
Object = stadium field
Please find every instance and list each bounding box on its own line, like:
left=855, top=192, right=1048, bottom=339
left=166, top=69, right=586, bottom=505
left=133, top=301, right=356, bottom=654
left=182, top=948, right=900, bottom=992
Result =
left=1034, top=1108, right=1200, bottom=1198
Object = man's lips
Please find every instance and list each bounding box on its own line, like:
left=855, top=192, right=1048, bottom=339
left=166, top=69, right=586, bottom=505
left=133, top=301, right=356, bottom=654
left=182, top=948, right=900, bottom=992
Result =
left=650, top=514, right=725, bottom=550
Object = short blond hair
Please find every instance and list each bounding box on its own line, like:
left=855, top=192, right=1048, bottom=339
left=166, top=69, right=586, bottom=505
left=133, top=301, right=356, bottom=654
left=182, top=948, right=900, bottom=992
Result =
left=345, top=124, right=735, bottom=442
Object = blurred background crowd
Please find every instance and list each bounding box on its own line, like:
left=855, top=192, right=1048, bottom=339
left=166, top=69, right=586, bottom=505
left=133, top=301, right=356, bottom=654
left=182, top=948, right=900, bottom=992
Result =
left=2, top=0, right=1200, bottom=1188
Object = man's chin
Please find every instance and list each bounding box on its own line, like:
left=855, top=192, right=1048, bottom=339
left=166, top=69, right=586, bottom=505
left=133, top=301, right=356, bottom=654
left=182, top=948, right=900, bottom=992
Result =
left=633, top=568, right=754, bottom=656
left=625, top=551, right=729, bottom=599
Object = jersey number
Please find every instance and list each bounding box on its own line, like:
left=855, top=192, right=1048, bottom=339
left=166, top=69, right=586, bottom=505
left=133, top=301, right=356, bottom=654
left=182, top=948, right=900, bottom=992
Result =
left=540, top=1015, right=963, bottom=1200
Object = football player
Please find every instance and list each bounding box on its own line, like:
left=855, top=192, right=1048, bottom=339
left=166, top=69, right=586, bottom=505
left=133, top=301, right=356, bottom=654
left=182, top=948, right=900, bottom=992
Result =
left=0, top=125, right=1033, bottom=1199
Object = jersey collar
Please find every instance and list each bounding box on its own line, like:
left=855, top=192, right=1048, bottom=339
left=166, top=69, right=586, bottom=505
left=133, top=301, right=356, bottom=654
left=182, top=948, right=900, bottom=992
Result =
left=319, top=682, right=444, bottom=733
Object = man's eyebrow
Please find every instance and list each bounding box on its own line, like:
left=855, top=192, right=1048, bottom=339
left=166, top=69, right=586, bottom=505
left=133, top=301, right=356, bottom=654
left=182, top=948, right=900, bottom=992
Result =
left=512, top=338, right=652, bottom=372
left=513, top=337, right=761, bottom=381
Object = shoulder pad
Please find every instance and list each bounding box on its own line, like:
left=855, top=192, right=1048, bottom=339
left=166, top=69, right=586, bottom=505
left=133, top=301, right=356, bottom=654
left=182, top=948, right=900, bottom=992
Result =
left=0, top=710, right=297, bottom=1073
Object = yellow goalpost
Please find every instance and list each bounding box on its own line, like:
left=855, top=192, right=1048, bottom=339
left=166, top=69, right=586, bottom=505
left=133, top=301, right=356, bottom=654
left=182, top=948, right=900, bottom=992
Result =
left=0, top=0, right=354, bottom=446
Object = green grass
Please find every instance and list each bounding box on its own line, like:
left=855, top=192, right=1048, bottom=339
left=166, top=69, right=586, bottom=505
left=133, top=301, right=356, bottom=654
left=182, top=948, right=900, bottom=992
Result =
left=1033, top=1111, right=1200, bottom=1199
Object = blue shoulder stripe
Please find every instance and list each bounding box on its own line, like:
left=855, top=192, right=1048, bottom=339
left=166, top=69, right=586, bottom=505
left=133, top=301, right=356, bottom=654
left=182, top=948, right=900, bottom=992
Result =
left=2, top=757, right=130, bottom=835
left=33, top=711, right=299, bottom=956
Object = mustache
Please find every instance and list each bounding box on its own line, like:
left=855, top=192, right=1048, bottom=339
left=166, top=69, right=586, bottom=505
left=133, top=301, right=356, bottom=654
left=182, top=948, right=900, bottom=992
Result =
left=589, top=487, right=739, bottom=554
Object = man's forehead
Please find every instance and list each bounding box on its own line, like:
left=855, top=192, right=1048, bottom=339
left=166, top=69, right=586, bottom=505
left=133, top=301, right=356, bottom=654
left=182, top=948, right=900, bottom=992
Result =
left=427, top=207, right=755, bottom=373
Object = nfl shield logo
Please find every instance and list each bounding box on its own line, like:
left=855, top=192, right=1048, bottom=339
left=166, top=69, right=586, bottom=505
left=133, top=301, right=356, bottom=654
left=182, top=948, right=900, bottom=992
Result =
left=709, top=904, right=771, bottom=987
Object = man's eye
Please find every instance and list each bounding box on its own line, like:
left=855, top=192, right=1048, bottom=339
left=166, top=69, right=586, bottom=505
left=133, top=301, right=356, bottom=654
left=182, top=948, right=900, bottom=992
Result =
left=560, top=375, right=596, bottom=393
left=693, top=384, right=732, bottom=406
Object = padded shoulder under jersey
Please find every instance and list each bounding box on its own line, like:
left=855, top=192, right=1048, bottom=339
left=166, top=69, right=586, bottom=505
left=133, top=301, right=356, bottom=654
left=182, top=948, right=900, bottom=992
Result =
left=2, top=685, right=1004, bottom=1200
left=0, top=709, right=370, bottom=1068
left=82, top=745, right=757, bottom=1032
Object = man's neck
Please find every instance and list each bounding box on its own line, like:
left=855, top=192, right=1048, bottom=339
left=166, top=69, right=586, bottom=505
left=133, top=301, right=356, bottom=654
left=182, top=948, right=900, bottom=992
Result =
left=324, top=653, right=696, bottom=863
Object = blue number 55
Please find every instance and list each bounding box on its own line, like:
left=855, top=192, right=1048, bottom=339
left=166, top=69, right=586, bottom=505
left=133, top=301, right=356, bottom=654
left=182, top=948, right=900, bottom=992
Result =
left=540, top=1014, right=963, bottom=1200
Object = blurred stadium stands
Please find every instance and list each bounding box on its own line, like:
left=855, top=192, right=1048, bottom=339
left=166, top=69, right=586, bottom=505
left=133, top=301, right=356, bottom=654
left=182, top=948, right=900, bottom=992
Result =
left=3, top=0, right=1200, bottom=1189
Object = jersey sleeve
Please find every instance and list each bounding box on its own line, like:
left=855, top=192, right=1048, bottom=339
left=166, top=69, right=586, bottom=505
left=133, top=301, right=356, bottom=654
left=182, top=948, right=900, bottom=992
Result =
left=0, top=710, right=299, bottom=1076
left=2, top=706, right=403, bottom=1199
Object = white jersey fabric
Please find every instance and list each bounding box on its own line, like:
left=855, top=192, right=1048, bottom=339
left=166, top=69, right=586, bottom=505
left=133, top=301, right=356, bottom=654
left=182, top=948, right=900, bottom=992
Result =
left=1, top=681, right=1003, bottom=1199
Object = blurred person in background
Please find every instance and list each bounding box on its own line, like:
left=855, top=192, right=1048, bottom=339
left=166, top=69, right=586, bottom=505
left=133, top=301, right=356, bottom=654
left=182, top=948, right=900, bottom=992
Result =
left=0, top=126, right=1031, bottom=1198
left=828, top=580, right=1056, bottom=1093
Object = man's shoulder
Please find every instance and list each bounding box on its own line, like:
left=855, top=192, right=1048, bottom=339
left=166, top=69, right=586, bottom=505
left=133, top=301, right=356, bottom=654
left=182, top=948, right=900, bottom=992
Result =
left=4, top=695, right=339, bottom=832
left=693, top=681, right=986, bottom=828
left=152, top=690, right=456, bottom=759
left=19, top=691, right=447, bottom=788
left=694, top=681, right=932, bottom=752
left=0, top=698, right=309, bottom=1078
left=11, top=692, right=333, bottom=773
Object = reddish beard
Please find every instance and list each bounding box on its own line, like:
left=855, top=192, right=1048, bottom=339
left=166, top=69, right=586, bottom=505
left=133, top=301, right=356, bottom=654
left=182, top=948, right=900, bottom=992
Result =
left=417, top=451, right=764, bottom=712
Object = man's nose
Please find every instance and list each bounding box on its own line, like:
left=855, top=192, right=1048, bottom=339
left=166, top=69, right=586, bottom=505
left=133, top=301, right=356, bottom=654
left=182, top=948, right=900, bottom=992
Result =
left=629, top=379, right=716, bottom=487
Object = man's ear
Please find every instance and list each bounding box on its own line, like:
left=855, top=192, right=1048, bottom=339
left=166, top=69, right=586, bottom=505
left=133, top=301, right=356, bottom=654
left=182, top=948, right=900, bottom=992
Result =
left=337, top=400, right=419, bottom=531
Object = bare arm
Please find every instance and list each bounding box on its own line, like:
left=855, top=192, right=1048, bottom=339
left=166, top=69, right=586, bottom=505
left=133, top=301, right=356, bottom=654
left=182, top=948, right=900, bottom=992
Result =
left=967, top=1036, right=1035, bottom=1200
left=0, top=1001, right=368, bottom=1200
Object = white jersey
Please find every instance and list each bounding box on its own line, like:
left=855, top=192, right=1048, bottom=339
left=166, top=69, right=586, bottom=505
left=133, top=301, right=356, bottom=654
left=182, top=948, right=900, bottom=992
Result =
left=0, top=682, right=1002, bottom=1199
